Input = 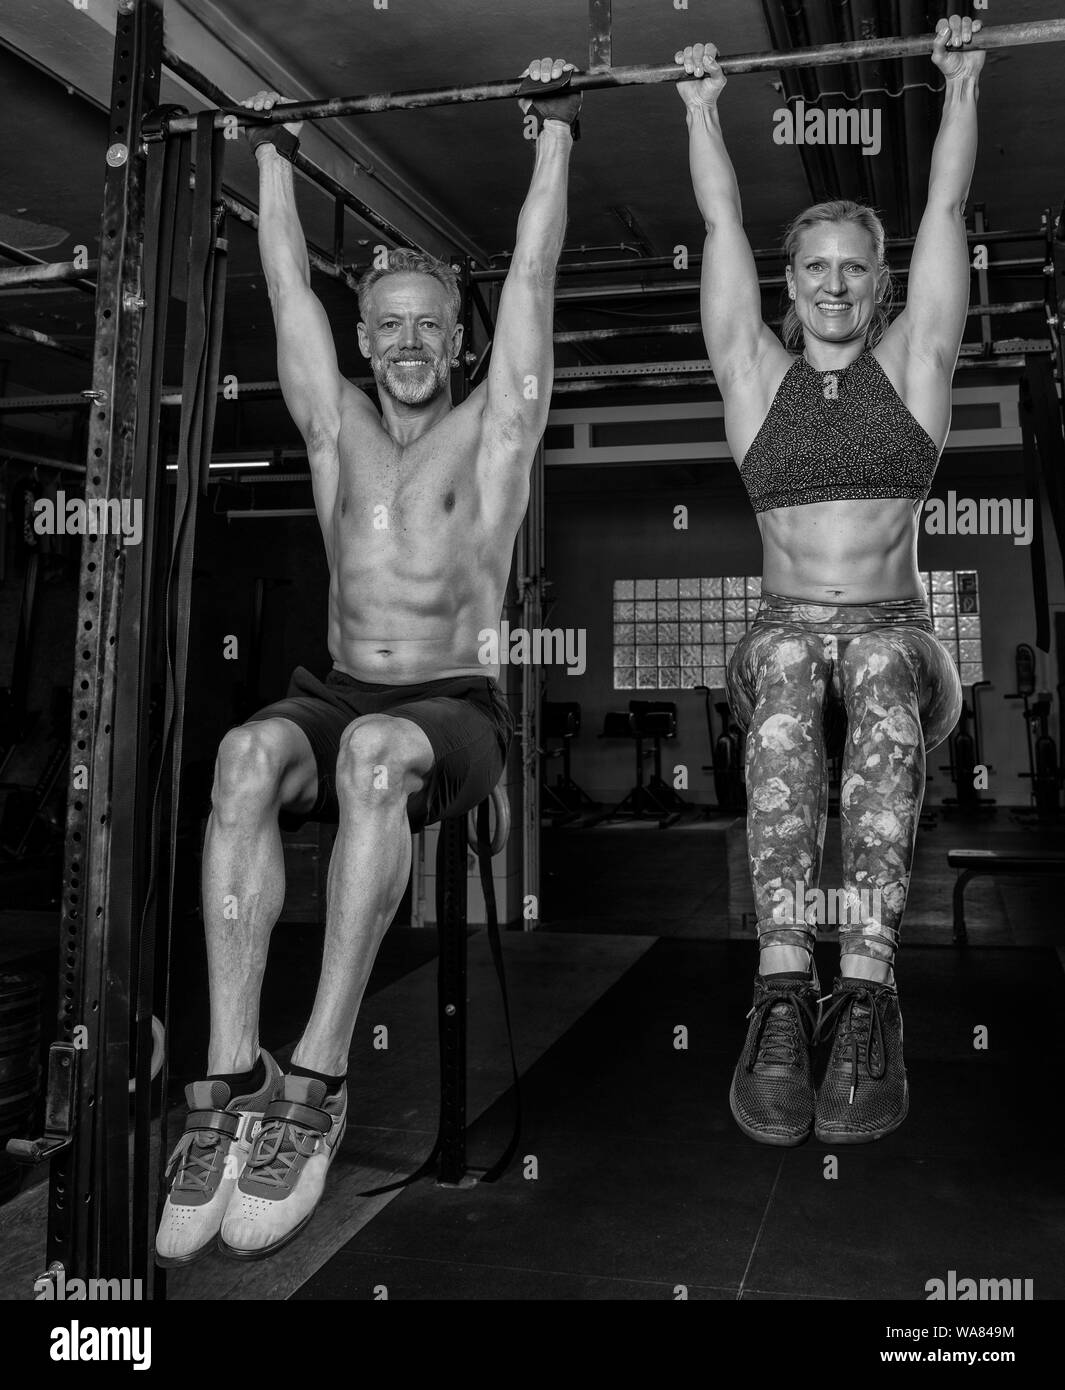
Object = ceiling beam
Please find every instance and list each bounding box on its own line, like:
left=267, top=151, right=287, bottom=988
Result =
left=0, top=0, right=487, bottom=264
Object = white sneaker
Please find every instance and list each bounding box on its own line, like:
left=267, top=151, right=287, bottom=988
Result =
left=155, top=1050, right=282, bottom=1268
left=218, top=1074, right=348, bottom=1261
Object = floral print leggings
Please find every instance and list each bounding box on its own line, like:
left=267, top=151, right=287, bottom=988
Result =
left=726, top=593, right=962, bottom=967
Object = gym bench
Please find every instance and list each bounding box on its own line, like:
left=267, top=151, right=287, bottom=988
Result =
left=947, top=848, right=1065, bottom=944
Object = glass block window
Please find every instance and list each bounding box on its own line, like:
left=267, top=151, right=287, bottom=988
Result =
left=613, top=571, right=984, bottom=691
left=613, top=576, right=762, bottom=690
left=923, top=569, right=984, bottom=686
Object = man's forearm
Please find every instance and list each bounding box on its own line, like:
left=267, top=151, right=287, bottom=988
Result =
left=510, top=122, right=572, bottom=279
left=256, top=146, right=311, bottom=294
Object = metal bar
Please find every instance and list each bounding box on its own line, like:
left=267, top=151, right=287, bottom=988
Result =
left=965, top=301, right=1044, bottom=317
left=0, top=394, right=93, bottom=412
left=555, top=275, right=1049, bottom=305
left=333, top=195, right=345, bottom=267
left=556, top=360, right=709, bottom=380
left=556, top=324, right=697, bottom=344
left=554, top=307, right=1048, bottom=346
left=166, top=471, right=311, bottom=484
left=47, top=0, right=164, bottom=1284
left=159, top=22, right=1065, bottom=134
left=159, top=376, right=374, bottom=404
left=217, top=194, right=361, bottom=293
left=551, top=358, right=1033, bottom=392
left=436, top=816, right=469, bottom=1185
left=588, top=0, right=612, bottom=72
left=0, top=260, right=99, bottom=289
left=150, top=326, right=1051, bottom=404
left=13, top=327, right=1042, bottom=419
left=975, top=208, right=992, bottom=353
left=0, top=240, right=97, bottom=296
left=990, top=257, right=1052, bottom=272
left=160, top=45, right=478, bottom=259
left=473, top=230, right=1046, bottom=280
left=1049, top=203, right=1065, bottom=398
left=0, top=376, right=375, bottom=411
left=160, top=46, right=418, bottom=251
left=0, top=447, right=86, bottom=474
left=224, top=507, right=316, bottom=518
left=0, top=320, right=91, bottom=361
left=521, top=442, right=545, bottom=934
left=126, top=123, right=184, bottom=1296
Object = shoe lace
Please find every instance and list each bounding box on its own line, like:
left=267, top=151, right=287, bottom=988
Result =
left=245, top=1118, right=320, bottom=1190
left=168, top=1130, right=222, bottom=1195
left=745, top=989, right=814, bottom=1070
left=816, top=986, right=887, bottom=1104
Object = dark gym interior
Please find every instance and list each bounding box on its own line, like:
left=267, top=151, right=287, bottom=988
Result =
left=1, top=0, right=1063, bottom=1320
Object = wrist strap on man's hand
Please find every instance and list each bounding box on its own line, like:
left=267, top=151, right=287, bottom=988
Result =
left=517, top=71, right=582, bottom=141
left=246, top=124, right=300, bottom=162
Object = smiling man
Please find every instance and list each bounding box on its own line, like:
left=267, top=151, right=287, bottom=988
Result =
left=155, top=59, right=580, bottom=1266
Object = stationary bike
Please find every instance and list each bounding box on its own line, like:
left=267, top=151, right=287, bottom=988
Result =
left=695, top=686, right=747, bottom=815
left=1008, top=643, right=1061, bottom=820
left=940, top=680, right=995, bottom=816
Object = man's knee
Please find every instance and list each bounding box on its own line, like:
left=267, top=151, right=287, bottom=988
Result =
left=336, top=716, right=429, bottom=803
left=213, top=722, right=291, bottom=812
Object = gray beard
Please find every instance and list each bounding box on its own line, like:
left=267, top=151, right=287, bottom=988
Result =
left=371, top=353, right=450, bottom=406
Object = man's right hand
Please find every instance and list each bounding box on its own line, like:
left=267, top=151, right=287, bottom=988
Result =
left=517, top=57, right=582, bottom=133
left=242, top=89, right=303, bottom=142
left=675, top=43, right=727, bottom=110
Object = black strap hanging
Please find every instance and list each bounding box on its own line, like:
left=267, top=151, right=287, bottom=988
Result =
left=359, top=799, right=521, bottom=1196
left=132, top=112, right=227, bottom=1280
left=1018, top=356, right=1064, bottom=653
left=127, top=115, right=188, bottom=1286
left=473, top=796, right=521, bottom=1183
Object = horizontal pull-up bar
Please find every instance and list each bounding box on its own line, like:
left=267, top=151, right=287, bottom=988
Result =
left=158, top=20, right=1065, bottom=135
left=162, top=46, right=422, bottom=254
left=474, top=231, right=1047, bottom=281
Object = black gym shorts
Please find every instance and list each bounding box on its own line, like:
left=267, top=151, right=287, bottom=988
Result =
left=243, top=665, right=515, bottom=832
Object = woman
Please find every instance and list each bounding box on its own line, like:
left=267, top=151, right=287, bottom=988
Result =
left=677, top=16, right=981, bottom=1144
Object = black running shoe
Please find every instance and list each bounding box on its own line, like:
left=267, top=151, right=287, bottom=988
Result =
left=814, top=977, right=908, bottom=1144
left=730, top=973, right=820, bottom=1146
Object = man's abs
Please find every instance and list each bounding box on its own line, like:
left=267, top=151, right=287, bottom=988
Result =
left=310, top=392, right=525, bottom=683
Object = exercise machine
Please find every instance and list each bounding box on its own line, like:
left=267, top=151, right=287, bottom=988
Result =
left=940, top=680, right=995, bottom=816
left=1008, top=643, right=1061, bottom=819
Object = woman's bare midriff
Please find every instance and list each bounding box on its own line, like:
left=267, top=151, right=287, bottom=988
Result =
left=758, top=497, right=925, bottom=604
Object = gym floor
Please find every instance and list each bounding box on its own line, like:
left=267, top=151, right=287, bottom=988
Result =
left=2, top=812, right=1061, bottom=1302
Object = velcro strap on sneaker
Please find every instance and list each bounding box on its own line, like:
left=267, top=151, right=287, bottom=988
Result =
left=262, top=1099, right=331, bottom=1133
left=184, top=1108, right=241, bottom=1138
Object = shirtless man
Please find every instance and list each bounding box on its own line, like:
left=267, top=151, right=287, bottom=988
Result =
left=155, top=58, right=580, bottom=1265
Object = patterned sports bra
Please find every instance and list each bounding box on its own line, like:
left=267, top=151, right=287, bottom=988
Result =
left=738, top=350, right=941, bottom=514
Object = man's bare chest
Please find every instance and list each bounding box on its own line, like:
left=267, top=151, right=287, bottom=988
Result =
left=333, top=420, right=482, bottom=546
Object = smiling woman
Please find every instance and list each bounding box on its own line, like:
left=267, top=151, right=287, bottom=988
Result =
left=780, top=200, right=896, bottom=350
left=677, top=15, right=984, bottom=1151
